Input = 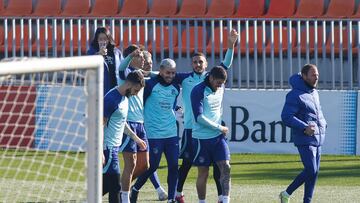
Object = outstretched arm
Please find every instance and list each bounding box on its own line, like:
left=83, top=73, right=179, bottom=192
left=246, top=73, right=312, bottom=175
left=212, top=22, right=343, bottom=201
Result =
left=222, top=29, right=239, bottom=69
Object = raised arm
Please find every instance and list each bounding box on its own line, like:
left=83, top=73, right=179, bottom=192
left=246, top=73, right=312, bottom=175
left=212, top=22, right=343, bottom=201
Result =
left=221, top=29, right=239, bottom=69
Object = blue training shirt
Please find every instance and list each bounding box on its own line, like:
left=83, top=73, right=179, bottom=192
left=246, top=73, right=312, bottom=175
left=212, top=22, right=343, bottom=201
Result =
left=175, top=48, right=234, bottom=129
left=103, top=88, right=129, bottom=147
left=143, top=75, right=180, bottom=139
left=191, top=79, right=224, bottom=139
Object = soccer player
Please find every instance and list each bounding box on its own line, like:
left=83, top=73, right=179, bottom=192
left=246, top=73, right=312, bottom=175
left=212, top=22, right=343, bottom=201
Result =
left=191, top=66, right=231, bottom=203
left=130, top=59, right=180, bottom=203
left=142, top=50, right=168, bottom=200
left=280, top=64, right=327, bottom=203
left=119, top=47, right=168, bottom=201
left=87, top=27, right=123, bottom=94
left=174, top=29, right=239, bottom=203
left=103, top=71, right=147, bottom=203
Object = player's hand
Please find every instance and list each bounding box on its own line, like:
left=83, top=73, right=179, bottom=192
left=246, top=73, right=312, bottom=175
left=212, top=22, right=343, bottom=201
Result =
left=98, top=48, right=107, bottom=56
left=220, top=126, right=229, bottom=135
left=136, top=139, right=147, bottom=150
left=130, top=49, right=141, bottom=58
left=140, top=69, right=151, bottom=77
left=98, top=41, right=108, bottom=56
left=228, top=29, right=239, bottom=48
left=304, top=125, right=315, bottom=136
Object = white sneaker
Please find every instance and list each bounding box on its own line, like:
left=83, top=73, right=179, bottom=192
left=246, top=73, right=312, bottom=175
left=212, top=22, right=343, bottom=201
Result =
left=158, top=188, right=168, bottom=201
left=279, top=191, right=290, bottom=203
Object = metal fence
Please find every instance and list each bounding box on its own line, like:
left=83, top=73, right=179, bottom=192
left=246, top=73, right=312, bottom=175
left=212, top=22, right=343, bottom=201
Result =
left=1, top=17, right=359, bottom=90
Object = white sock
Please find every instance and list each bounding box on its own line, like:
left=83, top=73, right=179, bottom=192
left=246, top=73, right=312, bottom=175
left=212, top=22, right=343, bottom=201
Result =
left=282, top=191, right=290, bottom=197
left=156, top=186, right=165, bottom=194
left=121, top=191, right=130, bottom=203
left=132, top=187, right=139, bottom=192
left=218, top=195, right=223, bottom=202
left=222, top=196, right=230, bottom=203
left=176, top=191, right=183, bottom=197
left=199, top=199, right=206, bottom=203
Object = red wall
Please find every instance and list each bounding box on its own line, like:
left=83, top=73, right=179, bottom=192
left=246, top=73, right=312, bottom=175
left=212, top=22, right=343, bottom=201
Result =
left=0, top=86, right=36, bottom=148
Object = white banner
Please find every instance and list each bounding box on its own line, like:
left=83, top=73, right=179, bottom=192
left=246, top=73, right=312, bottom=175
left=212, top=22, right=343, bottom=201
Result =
left=35, top=86, right=87, bottom=151
left=37, top=87, right=358, bottom=155
left=222, top=89, right=358, bottom=155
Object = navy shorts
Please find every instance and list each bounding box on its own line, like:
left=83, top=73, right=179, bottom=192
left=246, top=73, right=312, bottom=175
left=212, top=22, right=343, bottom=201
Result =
left=119, top=121, right=149, bottom=153
left=192, top=135, right=230, bottom=167
left=103, top=146, right=120, bottom=174
left=179, top=129, right=194, bottom=161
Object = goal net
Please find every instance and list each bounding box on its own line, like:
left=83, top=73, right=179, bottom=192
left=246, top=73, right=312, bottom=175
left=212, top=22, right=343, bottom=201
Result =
left=0, top=56, right=103, bottom=203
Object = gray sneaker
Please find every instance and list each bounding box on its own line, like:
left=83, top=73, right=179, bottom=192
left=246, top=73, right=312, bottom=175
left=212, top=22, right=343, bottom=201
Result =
left=158, top=189, right=168, bottom=201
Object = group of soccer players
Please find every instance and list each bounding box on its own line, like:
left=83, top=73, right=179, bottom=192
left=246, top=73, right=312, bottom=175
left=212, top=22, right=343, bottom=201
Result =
left=91, top=26, right=239, bottom=203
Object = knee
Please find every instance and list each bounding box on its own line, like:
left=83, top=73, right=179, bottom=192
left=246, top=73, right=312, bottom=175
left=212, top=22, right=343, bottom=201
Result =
left=126, top=159, right=136, bottom=170
left=124, top=156, right=136, bottom=171
left=148, top=163, right=158, bottom=173
left=183, top=159, right=193, bottom=170
left=304, top=167, right=317, bottom=177
left=136, top=153, right=150, bottom=171
left=198, top=170, right=209, bottom=180
left=107, top=174, right=121, bottom=192
left=136, top=161, right=149, bottom=174
left=168, top=163, right=179, bottom=175
left=220, top=163, right=231, bottom=178
left=144, top=161, right=150, bottom=170
left=110, top=183, right=121, bottom=193
left=224, top=163, right=231, bottom=173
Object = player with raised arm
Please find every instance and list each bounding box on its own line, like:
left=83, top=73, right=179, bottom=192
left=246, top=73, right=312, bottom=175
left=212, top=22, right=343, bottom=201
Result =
left=102, top=71, right=146, bottom=203
left=174, top=29, right=238, bottom=203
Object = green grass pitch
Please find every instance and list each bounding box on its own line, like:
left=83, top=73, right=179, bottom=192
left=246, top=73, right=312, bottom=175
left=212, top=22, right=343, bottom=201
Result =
left=0, top=150, right=359, bottom=202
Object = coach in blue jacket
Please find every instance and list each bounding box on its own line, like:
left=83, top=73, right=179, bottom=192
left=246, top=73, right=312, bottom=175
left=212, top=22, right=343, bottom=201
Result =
left=279, top=64, right=327, bottom=203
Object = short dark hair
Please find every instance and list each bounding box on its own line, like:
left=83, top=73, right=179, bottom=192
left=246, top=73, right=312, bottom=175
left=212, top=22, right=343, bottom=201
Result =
left=123, top=44, right=139, bottom=58
left=301, top=64, right=317, bottom=76
left=126, top=70, right=145, bottom=87
left=191, top=52, right=206, bottom=58
left=209, top=66, right=227, bottom=80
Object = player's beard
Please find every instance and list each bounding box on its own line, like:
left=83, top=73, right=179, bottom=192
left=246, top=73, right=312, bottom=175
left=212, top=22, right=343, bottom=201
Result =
left=193, top=67, right=205, bottom=75
left=304, top=79, right=318, bottom=88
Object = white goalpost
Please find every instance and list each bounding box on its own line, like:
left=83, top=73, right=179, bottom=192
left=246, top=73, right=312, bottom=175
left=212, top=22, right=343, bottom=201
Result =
left=0, top=56, right=103, bottom=203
